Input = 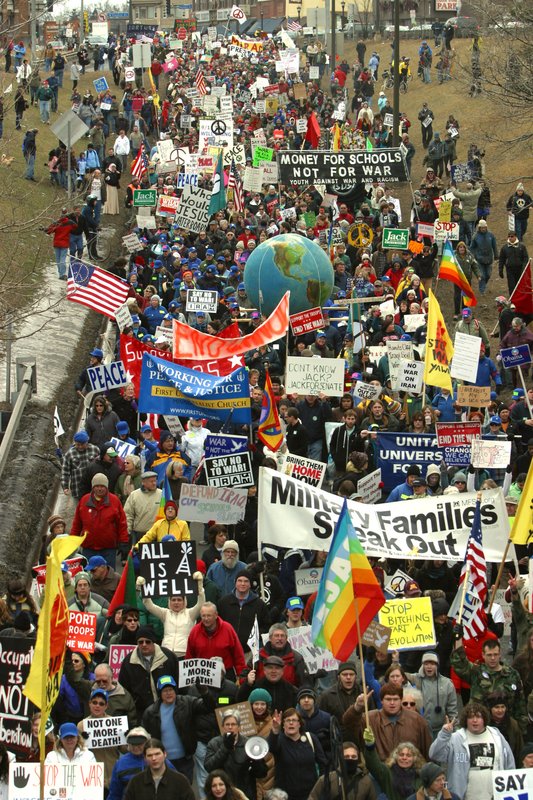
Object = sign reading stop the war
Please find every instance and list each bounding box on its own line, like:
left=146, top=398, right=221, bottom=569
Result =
left=177, top=27, right=187, bottom=40
left=67, top=611, right=97, bottom=653
left=433, top=219, right=459, bottom=241
left=435, top=421, right=482, bottom=448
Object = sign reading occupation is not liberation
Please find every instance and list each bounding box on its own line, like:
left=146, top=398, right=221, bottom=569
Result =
left=108, top=644, right=136, bottom=681
left=281, top=453, right=326, bottom=488
left=451, top=332, right=482, bottom=382
left=87, top=361, right=128, bottom=394
left=493, top=769, right=533, bottom=799
left=379, top=596, right=436, bottom=651
left=204, top=452, right=254, bottom=488
left=84, top=715, right=128, bottom=749
left=138, top=541, right=197, bottom=599
left=285, top=356, right=345, bottom=396
left=435, top=421, right=482, bottom=447
left=471, top=438, right=512, bottom=470
left=178, top=658, right=223, bottom=688
left=179, top=483, right=247, bottom=525
left=277, top=149, right=409, bottom=186
left=258, top=467, right=509, bottom=562
left=67, top=610, right=97, bottom=653
left=185, top=289, right=219, bottom=314
left=10, top=762, right=104, bottom=800
left=0, top=638, right=35, bottom=755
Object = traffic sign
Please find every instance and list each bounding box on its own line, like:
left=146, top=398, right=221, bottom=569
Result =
left=133, top=189, right=157, bottom=207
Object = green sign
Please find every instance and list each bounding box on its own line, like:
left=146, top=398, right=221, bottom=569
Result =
left=252, top=146, right=274, bottom=168
left=133, top=189, right=157, bottom=207
left=382, top=228, right=410, bottom=250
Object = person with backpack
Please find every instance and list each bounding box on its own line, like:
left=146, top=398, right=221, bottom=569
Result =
left=52, top=51, right=66, bottom=88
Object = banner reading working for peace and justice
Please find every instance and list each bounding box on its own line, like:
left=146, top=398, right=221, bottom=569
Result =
left=138, top=352, right=251, bottom=424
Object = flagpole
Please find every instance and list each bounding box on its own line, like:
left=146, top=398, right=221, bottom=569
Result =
left=517, top=365, right=533, bottom=418
left=354, top=601, right=370, bottom=730
left=487, top=537, right=513, bottom=613
left=457, top=563, right=470, bottom=625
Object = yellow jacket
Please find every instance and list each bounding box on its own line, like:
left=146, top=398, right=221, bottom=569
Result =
left=137, top=518, right=190, bottom=545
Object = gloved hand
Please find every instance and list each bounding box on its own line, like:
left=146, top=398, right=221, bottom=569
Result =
left=223, top=732, right=235, bottom=749
left=136, top=576, right=146, bottom=587
left=118, top=544, right=130, bottom=563
left=363, top=727, right=375, bottom=745
left=453, top=623, right=463, bottom=640
left=254, top=561, right=266, bottom=574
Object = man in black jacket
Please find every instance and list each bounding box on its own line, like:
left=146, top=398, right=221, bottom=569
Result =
left=124, top=738, right=195, bottom=800
left=499, top=231, right=529, bottom=295
left=217, top=570, right=270, bottom=652
left=119, top=626, right=180, bottom=722
left=285, top=407, right=309, bottom=457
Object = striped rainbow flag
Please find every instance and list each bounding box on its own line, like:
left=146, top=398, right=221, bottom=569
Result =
left=439, top=240, right=477, bottom=307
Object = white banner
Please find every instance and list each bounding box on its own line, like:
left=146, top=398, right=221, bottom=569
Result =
left=84, top=715, right=128, bottom=749
left=493, top=769, right=533, bottom=799
left=281, top=453, right=326, bottom=488
left=178, top=658, right=223, bottom=687
left=286, top=626, right=338, bottom=673
left=179, top=484, right=247, bottom=524
left=9, top=763, right=104, bottom=800
left=258, top=468, right=510, bottom=562
left=451, top=331, right=482, bottom=382
left=285, top=356, right=345, bottom=396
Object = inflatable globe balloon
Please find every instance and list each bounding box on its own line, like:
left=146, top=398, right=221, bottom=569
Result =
left=244, top=234, right=334, bottom=316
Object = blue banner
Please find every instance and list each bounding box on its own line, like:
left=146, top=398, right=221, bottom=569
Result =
left=205, top=433, right=249, bottom=459
left=500, top=344, right=531, bottom=369
left=376, top=432, right=470, bottom=491
left=138, top=353, right=251, bottom=424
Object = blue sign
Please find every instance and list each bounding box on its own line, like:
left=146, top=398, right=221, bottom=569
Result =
left=376, top=432, right=470, bottom=491
left=138, top=353, right=251, bottom=424
left=450, top=161, right=476, bottom=182
left=500, top=344, right=531, bottom=369
left=107, top=11, right=129, bottom=17
left=205, top=433, right=249, bottom=459
left=93, top=76, right=109, bottom=93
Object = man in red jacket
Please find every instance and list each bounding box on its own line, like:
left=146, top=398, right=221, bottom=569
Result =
left=186, top=602, right=246, bottom=681
left=70, top=472, right=129, bottom=569
left=45, top=207, right=77, bottom=281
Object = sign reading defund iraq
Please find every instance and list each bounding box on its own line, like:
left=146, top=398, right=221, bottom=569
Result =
left=277, top=150, right=409, bottom=186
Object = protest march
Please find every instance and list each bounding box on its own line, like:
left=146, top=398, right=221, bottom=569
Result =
left=2, top=6, right=533, bottom=800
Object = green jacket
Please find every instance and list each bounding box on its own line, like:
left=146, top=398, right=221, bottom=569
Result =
left=364, top=744, right=422, bottom=800
left=36, top=86, right=53, bottom=101
left=451, top=645, right=527, bottom=732
left=512, top=594, right=533, bottom=652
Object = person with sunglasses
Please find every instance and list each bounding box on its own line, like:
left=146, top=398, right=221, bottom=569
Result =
left=404, top=653, right=457, bottom=738
left=78, top=688, right=124, bottom=791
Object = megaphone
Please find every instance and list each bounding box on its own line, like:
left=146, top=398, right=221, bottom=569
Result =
left=245, top=736, right=269, bottom=760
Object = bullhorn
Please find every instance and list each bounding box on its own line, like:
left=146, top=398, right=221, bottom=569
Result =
left=245, top=736, right=269, bottom=760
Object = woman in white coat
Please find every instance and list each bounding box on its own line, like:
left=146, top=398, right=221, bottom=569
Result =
left=45, top=722, right=97, bottom=766
left=137, top=571, right=205, bottom=657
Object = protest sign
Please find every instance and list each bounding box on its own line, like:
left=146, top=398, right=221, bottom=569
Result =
left=416, top=222, right=435, bottom=240
left=243, top=166, right=264, bottom=192
left=385, top=568, right=415, bottom=596
left=157, top=195, right=180, bottom=215
left=397, top=360, right=424, bottom=394
left=438, top=200, right=452, bottom=222
left=433, top=220, right=459, bottom=241
left=163, top=415, right=185, bottom=439
left=286, top=627, right=338, bottom=673
left=361, top=620, right=392, bottom=654
left=382, top=228, right=409, bottom=249
left=122, top=232, right=143, bottom=252
left=185, top=289, right=219, bottom=313
left=87, top=361, right=128, bottom=394
left=174, top=185, right=212, bottom=233
left=138, top=540, right=197, bottom=599
left=179, top=484, right=247, bottom=524
left=258, top=467, right=509, bottom=562
left=281, top=453, right=326, bottom=488
left=215, top=702, right=256, bottom=737
left=277, top=150, right=409, bottom=186
left=252, top=146, right=274, bottom=167
left=285, top=356, right=345, bottom=396
left=457, top=385, right=491, bottom=406
left=9, top=762, right=104, bottom=800
left=378, top=596, right=436, bottom=650
left=356, top=468, right=382, bottom=503
left=471, top=439, right=512, bottom=469
left=115, top=303, right=134, bottom=333
left=294, top=568, right=323, bottom=595
left=67, top=610, right=97, bottom=653
left=176, top=172, right=199, bottom=188
left=178, top=658, right=223, bottom=688
left=402, top=314, right=426, bottom=333
left=500, top=344, right=532, bottom=369
left=450, top=162, right=475, bottom=182
left=289, top=307, right=325, bottom=336
left=204, top=452, right=254, bottom=488
left=377, top=431, right=470, bottom=490
left=204, top=433, right=248, bottom=459
left=353, top=381, right=382, bottom=402
left=93, top=76, right=109, bottom=93
left=223, top=143, right=245, bottom=167
left=493, top=769, right=533, bottom=799
left=108, top=644, right=135, bottom=681
left=435, top=421, right=481, bottom=447
left=84, top=716, right=128, bottom=749
left=0, top=638, right=35, bottom=755
left=309, top=66, right=320, bottom=80
left=386, top=340, right=414, bottom=390
left=451, top=332, right=482, bottom=382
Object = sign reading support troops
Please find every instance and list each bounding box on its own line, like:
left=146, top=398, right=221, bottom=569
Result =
left=185, top=289, right=219, bottom=313
left=204, top=452, right=254, bottom=488
left=174, top=185, right=212, bottom=233
left=277, top=150, right=409, bottom=185
left=67, top=611, right=97, bottom=652
left=138, top=541, right=198, bottom=599
left=289, top=307, right=325, bottom=336
left=178, top=658, right=223, bottom=688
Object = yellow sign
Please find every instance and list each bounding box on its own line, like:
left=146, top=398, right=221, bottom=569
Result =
left=378, top=596, right=436, bottom=651
left=439, top=200, right=452, bottom=222
left=348, top=223, right=374, bottom=248
left=230, top=35, right=263, bottom=53
left=265, top=97, right=278, bottom=115
left=423, top=289, right=454, bottom=392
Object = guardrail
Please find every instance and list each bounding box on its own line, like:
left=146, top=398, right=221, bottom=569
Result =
left=0, top=358, right=37, bottom=482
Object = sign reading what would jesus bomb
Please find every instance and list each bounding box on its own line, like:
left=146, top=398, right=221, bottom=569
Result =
left=277, top=150, right=409, bottom=186
left=138, top=540, right=197, bottom=598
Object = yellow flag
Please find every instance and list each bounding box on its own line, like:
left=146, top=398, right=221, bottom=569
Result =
left=24, top=535, right=85, bottom=759
left=510, top=463, right=533, bottom=545
left=423, top=289, right=454, bottom=392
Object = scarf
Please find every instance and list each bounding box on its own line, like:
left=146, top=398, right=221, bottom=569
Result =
left=122, top=474, right=136, bottom=497
left=391, top=764, right=418, bottom=799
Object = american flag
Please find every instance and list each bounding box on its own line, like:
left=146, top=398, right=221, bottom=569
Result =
left=454, top=499, right=488, bottom=639
left=194, top=69, right=207, bottom=96
left=67, top=258, right=129, bottom=319
left=227, top=158, right=244, bottom=212
left=131, top=145, right=149, bottom=180
left=287, top=18, right=302, bottom=31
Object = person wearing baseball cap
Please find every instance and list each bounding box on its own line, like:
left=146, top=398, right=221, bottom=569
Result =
left=107, top=726, right=156, bottom=798
left=86, top=555, right=121, bottom=602
left=46, top=723, right=96, bottom=766
left=238, top=651, right=298, bottom=711
left=285, top=596, right=305, bottom=629
left=61, top=431, right=100, bottom=501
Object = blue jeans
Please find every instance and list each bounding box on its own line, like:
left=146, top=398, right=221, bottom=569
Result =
left=307, top=440, right=324, bottom=462
left=70, top=234, right=84, bottom=257
left=54, top=247, right=68, bottom=278
left=477, top=261, right=492, bottom=294
left=94, top=199, right=102, bottom=225
left=55, top=69, right=64, bottom=87
left=39, top=99, right=50, bottom=122
left=423, top=66, right=431, bottom=82
left=25, top=153, right=35, bottom=178
left=44, top=58, right=51, bottom=71
left=515, top=217, right=528, bottom=241
left=81, top=547, right=117, bottom=570
left=463, top=220, right=475, bottom=244
left=194, top=742, right=208, bottom=798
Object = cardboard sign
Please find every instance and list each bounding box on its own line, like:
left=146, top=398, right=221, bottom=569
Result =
left=378, top=596, right=436, bottom=651
left=84, top=715, right=128, bottom=748
left=67, top=610, right=97, bottom=653
left=204, top=452, right=254, bottom=488
left=178, top=484, right=247, bottom=524
left=286, top=626, right=338, bottom=673
left=356, top=468, right=382, bottom=503
left=435, top=421, right=481, bottom=447
left=361, top=620, right=392, bottom=653
left=457, top=384, right=491, bottom=406
left=353, top=381, right=382, bottom=402
left=386, top=340, right=414, bottom=391
left=157, top=195, right=180, bottom=215
left=178, top=658, right=223, bottom=687
left=450, top=331, right=482, bottom=383
left=108, top=644, right=135, bottom=682
left=471, top=439, right=512, bottom=469
left=138, top=541, right=197, bottom=599
left=493, top=769, right=533, bottom=799
left=0, top=638, right=35, bottom=755
left=174, top=185, right=212, bottom=234
left=9, top=762, right=104, bottom=800
left=87, top=361, right=128, bottom=393
left=500, top=344, right=532, bottom=369
left=204, top=434, right=248, bottom=459
left=215, top=702, right=256, bottom=737
left=438, top=200, right=452, bottom=222
left=281, top=453, right=326, bottom=488
left=289, top=307, right=325, bottom=336
left=243, top=166, right=264, bottom=193
left=122, top=232, right=144, bottom=252
left=433, top=220, right=459, bottom=241
left=185, top=289, right=219, bottom=313
left=285, top=356, right=345, bottom=396
left=382, top=228, right=409, bottom=250
left=294, top=568, right=323, bottom=595
left=397, top=360, right=424, bottom=394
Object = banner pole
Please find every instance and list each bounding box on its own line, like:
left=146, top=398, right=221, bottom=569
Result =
left=518, top=365, right=533, bottom=418
left=354, top=601, right=370, bottom=730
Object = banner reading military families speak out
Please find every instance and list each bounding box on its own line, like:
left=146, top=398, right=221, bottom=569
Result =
left=285, top=356, right=345, bottom=396
left=258, top=468, right=509, bottom=562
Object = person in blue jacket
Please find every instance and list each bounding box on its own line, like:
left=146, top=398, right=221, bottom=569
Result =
left=465, top=342, right=502, bottom=392
left=386, top=464, right=420, bottom=502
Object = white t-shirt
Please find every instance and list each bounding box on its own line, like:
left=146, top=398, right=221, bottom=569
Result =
left=464, top=728, right=496, bottom=800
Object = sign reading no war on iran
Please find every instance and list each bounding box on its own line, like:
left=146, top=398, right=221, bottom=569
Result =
left=277, top=149, right=409, bottom=186
left=258, top=468, right=509, bottom=562
left=285, top=356, right=345, bottom=396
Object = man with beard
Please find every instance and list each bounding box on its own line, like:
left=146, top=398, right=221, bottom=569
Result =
left=206, top=539, right=246, bottom=596
left=185, top=602, right=246, bottom=681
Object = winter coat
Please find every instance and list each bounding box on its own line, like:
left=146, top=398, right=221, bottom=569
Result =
left=85, top=408, right=121, bottom=449
left=142, top=590, right=205, bottom=655
left=78, top=714, right=123, bottom=788
left=329, top=424, right=359, bottom=471
left=268, top=730, right=328, bottom=800
left=136, top=517, right=190, bottom=545
left=343, top=705, right=433, bottom=761
left=310, top=768, right=376, bottom=800
left=404, top=667, right=457, bottom=736
left=124, top=766, right=194, bottom=800
left=217, top=590, right=271, bottom=650
left=79, top=456, right=123, bottom=497
left=142, top=692, right=215, bottom=755
left=189, top=679, right=239, bottom=744
left=207, top=558, right=247, bottom=596
left=46, top=216, right=77, bottom=248
left=237, top=676, right=298, bottom=712
left=97, top=682, right=137, bottom=729
left=186, top=617, right=246, bottom=679
left=452, top=187, right=482, bottom=222
left=124, top=488, right=162, bottom=535
left=88, top=566, right=121, bottom=603
left=70, top=490, right=129, bottom=551
left=317, top=680, right=360, bottom=733
left=119, top=644, right=180, bottom=721
left=470, top=229, right=498, bottom=265
left=499, top=240, right=529, bottom=273
left=255, top=641, right=309, bottom=687
left=45, top=746, right=96, bottom=766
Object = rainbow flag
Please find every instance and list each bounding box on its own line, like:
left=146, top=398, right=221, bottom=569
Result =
left=257, top=372, right=284, bottom=452
left=311, top=500, right=386, bottom=660
left=439, top=240, right=477, bottom=307
left=156, top=472, right=173, bottom=520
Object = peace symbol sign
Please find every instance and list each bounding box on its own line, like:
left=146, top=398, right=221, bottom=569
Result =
left=211, top=119, right=227, bottom=136
left=233, top=8, right=245, bottom=19
left=169, top=148, right=187, bottom=165
left=348, top=223, right=374, bottom=248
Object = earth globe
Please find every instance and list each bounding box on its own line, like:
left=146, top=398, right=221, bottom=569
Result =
left=243, top=234, right=334, bottom=316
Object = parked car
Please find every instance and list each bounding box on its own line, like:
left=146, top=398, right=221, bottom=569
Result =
left=83, top=34, right=108, bottom=49
left=445, top=16, right=480, bottom=36
left=45, top=40, right=66, bottom=52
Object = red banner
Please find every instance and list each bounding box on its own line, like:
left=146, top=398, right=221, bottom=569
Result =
left=290, top=307, right=325, bottom=337
left=172, top=292, right=290, bottom=360
left=435, top=421, right=482, bottom=448
left=33, top=556, right=85, bottom=589
left=120, top=335, right=243, bottom=396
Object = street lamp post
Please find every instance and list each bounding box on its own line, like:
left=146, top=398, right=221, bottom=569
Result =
left=297, top=5, right=301, bottom=24
left=260, top=10, right=264, bottom=29
left=341, top=0, right=345, bottom=28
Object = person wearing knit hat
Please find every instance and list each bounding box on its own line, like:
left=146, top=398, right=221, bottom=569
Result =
left=206, top=539, right=247, bottom=596
left=134, top=499, right=190, bottom=548
left=296, top=687, right=331, bottom=754
left=387, top=464, right=421, bottom=502
left=506, top=181, right=532, bottom=241
left=144, top=428, right=192, bottom=484
left=520, top=742, right=533, bottom=767
left=217, top=569, right=270, bottom=652
left=418, top=762, right=454, bottom=798
left=249, top=688, right=273, bottom=706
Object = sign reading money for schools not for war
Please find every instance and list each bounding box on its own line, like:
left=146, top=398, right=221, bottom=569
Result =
left=178, top=658, right=223, bottom=688
left=185, top=289, right=219, bottom=314
left=87, top=361, right=128, bottom=393
left=285, top=356, right=345, bottom=396
left=138, top=540, right=197, bottom=599
left=282, top=453, right=326, bottom=488
left=204, top=452, right=254, bottom=488
left=378, top=596, right=436, bottom=651
left=67, top=611, right=97, bottom=653
left=84, top=715, right=128, bottom=748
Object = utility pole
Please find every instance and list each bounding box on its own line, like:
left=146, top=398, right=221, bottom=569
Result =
left=331, top=0, right=336, bottom=70
left=392, top=0, right=400, bottom=146
left=30, top=0, right=37, bottom=65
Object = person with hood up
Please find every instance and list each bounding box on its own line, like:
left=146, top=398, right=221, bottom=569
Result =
left=206, top=540, right=247, bottom=596
left=404, top=653, right=457, bottom=738
left=310, top=740, right=376, bottom=800
left=181, top=418, right=210, bottom=468
left=451, top=182, right=482, bottom=243
left=135, top=501, right=190, bottom=546
left=217, top=569, right=271, bottom=653
left=79, top=443, right=122, bottom=496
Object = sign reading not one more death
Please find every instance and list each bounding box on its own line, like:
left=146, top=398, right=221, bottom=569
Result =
left=87, top=361, right=128, bottom=393
left=138, top=540, right=197, bottom=599
left=178, top=658, right=223, bottom=688
left=204, top=452, right=254, bottom=488
left=277, top=149, right=408, bottom=186
left=84, top=715, right=128, bottom=749
left=185, top=289, right=219, bottom=313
